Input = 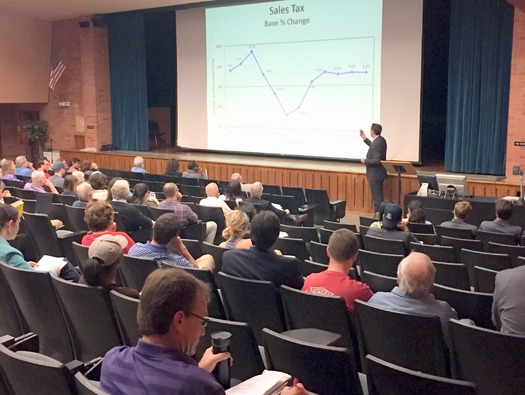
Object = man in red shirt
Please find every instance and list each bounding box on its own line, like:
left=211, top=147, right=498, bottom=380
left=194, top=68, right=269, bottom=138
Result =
left=302, top=228, right=372, bottom=312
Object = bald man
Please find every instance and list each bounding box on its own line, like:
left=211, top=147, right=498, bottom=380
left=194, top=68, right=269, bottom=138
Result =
left=199, top=182, right=232, bottom=216
left=368, top=252, right=457, bottom=336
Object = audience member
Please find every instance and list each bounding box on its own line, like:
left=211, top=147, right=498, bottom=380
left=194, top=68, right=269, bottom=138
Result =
left=222, top=211, right=304, bottom=289
left=49, top=162, right=66, bottom=188
left=478, top=199, right=522, bottom=240
left=370, top=200, right=393, bottom=229
left=73, top=182, right=93, bottom=208
left=101, top=269, right=307, bottom=394
left=492, top=265, right=525, bottom=336
left=80, top=159, right=98, bottom=176
left=82, top=200, right=134, bottom=253
left=1, top=160, right=17, bottom=181
left=106, top=177, right=123, bottom=201
left=402, top=199, right=423, bottom=223
left=131, top=156, right=147, bottom=173
left=62, top=175, right=79, bottom=197
left=302, top=229, right=372, bottom=312
left=0, top=181, right=12, bottom=204
left=36, top=158, right=51, bottom=179
left=439, top=201, right=477, bottom=235
left=71, top=170, right=85, bottom=185
left=164, top=158, right=180, bottom=176
left=66, top=157, right=81, bottom=173
left=0, top=204, right=80, bottom=281
left=366, top=203, right=418, bottom=254
left=131, top=183, right=159, bottom=207
left=158, top=183, right=217, bottom=244
left=221, top=180, right=243, bottom=206
left=368, top=252, right=457, bottom=337
left=231, top=172, right=252, bottom=194
left=128, top=213, right=214, bottom=270
left=81, top=234, right=139, bottom=298
left=23, top=170, right=58, bottom=194
left=89, top=172, right=108, bottom=200
left=408, top=208, right=427, bottom=224
left=110, top=179, right=154, bottom=243
left=183, top=160, right=207, bottom=179
left=200, top=182, right=232, bottom=216
left=219, top=210, right=252, bottom=249
left=14, top=155, right=33, bottom=177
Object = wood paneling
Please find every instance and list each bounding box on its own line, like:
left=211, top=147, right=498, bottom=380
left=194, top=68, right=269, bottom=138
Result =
left=59, top=150, right=520, bottom=215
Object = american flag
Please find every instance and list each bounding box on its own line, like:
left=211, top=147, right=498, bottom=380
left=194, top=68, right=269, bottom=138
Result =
left=49, top=54, right=66, bottom=91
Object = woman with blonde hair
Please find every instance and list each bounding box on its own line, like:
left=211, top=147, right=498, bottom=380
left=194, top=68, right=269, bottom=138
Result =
left=219, top=210, right=252, bottom=249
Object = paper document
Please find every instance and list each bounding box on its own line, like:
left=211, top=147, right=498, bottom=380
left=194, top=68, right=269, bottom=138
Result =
left=34, top=255, right=68, bottom=272
left=225, top=370, right=291, bottom=395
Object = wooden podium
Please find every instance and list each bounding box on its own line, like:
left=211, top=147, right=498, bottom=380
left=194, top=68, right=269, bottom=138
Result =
left=381, top=160, right=418, bottom=204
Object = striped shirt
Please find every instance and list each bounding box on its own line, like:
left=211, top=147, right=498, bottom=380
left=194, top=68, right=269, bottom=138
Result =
left=128, top=241, right=193, bottom=268
left=101, top=340, right=225, bottom=395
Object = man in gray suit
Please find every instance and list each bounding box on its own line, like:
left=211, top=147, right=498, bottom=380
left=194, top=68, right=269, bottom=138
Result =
left=492, top=265, right=525, bottom=336
left=360, top=123, right=387, bottom=215
left=478, top=199, right=522, bottom=240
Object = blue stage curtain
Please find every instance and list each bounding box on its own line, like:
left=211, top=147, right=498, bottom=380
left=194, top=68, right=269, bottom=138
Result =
left=107, top=13, right=149, bottom=151
left=445, top=0, right=513, bottom=175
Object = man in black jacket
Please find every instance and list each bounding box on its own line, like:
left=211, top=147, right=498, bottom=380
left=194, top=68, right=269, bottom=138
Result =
left=360, top=123, right=387, bottom=215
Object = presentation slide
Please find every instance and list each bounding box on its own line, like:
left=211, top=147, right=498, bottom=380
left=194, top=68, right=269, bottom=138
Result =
left=176, top=0, right=423, bottom=162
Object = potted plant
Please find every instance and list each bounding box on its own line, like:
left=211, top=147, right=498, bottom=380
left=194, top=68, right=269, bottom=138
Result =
left=22, top=120, right=48, bottom=160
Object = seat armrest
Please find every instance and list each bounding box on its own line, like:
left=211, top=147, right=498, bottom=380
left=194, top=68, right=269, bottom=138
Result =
left=57, top=231, right=87, bottom=242
left=1, top=333, right=39, bottom=352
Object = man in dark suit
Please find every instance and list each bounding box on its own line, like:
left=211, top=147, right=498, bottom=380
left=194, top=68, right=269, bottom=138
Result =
left=478, top=199, right=522, bottom=240
left=110, top=179, right=154, bottom=243
left=360, top=123, right=387, bottom=215
left=222, top=210, right=304, bottom=289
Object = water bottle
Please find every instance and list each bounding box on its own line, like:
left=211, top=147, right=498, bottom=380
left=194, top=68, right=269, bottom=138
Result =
left=211, top=331, right=232, bottom=389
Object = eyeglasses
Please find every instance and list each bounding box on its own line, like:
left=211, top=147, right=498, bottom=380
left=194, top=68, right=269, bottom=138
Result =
left=188, top=312, right=209, bottom=327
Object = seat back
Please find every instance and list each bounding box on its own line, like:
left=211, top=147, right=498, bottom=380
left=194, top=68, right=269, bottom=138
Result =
left=433, top=262, right=470, bottom=290
left=304, top=188, right=332, bottom=225
left=120, top=255, right=158, bottom=292
left=131, top=204, right=152, bottom=219
left=298, top=259, right=328, bottom=277
left=365, top=354, right=476, bottom=395
left=72, top=242, right=90, bottom=274
left=450, top=319, right=525, bottom=395
left=23, top=211, right=61, bottom=259
left=279, top=224, right=319, bottom=243
left=412, top=233, right=438, bottom=245
left=360, top=271, right=397, bottom=293
left=110, top=290, right=140, bottom=346
left=281, top=186, right=306, bottom=207
left=358, top=249, right=403, bottom=277
left=0, top=263, right=74, bottom=362
left=460, top=249, right=511, bottom=288
left=271, top=195, right=300, bottom=215
left=0, top=344, right=74, bottom=395
left=262, top=184, right=281, bottom=195
left=354, top=300, right=449, bottom=377
left=364, top=235, right=406, bottom=256
left=273, top=237, right=310, bottom=262
left=177, top=266, right=226, bottom=319
left=323, top=220, right=357, bottom=232
left=64, top=205, right=89, bottom=232
left=280, top=285, right=356, bottom=349
left=476, top=230, right=518, bottom=250
left=407, top=222, right=435, bottom=234
left=195, top=318, right=265, bottom=381
left=440, top=236, right=482, bottom=262
left=218, top=272, right=284, bottom=344
left=51, top=276, right=122, bottom=361
left=262, top=328, right=362, bottom=395
left=432, top=284, right=494, bottom=329
left=411, top=242, right=456, bottom=263
left=15, top=188, right=38, bottom=200
left=319, top=227, right=335, bottom=244
left=435, top=225, right=475, bottom=242
left=0, top=266, right=27, bottom=337
left=308, top=241, right=329, bottom=264
left=194, top=205, right=225, bottom=243
left=179, top=184, right=205, bottom=197
left=473, top=266, right=497, bottom=293
left=359, top=216, right=377, bottom=227
left=488, top=242, right=525, bottom=268
left=148, top=206, right=173, bottom=220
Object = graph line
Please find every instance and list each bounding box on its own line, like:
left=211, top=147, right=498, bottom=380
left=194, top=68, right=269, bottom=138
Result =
left=228, top=50, right=368, bottom=116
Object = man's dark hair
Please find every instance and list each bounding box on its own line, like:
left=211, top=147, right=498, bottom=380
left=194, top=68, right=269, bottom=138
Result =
left=328, top=229, right=359, bottom=261
left=89, top=172, right=107, bottom=190
left=187, top=160, right=198, bottom=170
left=250, top=211, right=280, bottom=250
left=153, top=213, right=181, bottom=245
left=495, top=199, right=514, bottom=221
left=408, top=199, right=423, bottom=212
left=138, top=268, right=210, bottom=336
left=408, top=208, right=426, bottom=224
left=371, top=123, right=382, bottom=135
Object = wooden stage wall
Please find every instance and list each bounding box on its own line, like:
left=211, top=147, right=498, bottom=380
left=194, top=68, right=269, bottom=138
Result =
left=60, top=150, right=520, bottom=215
